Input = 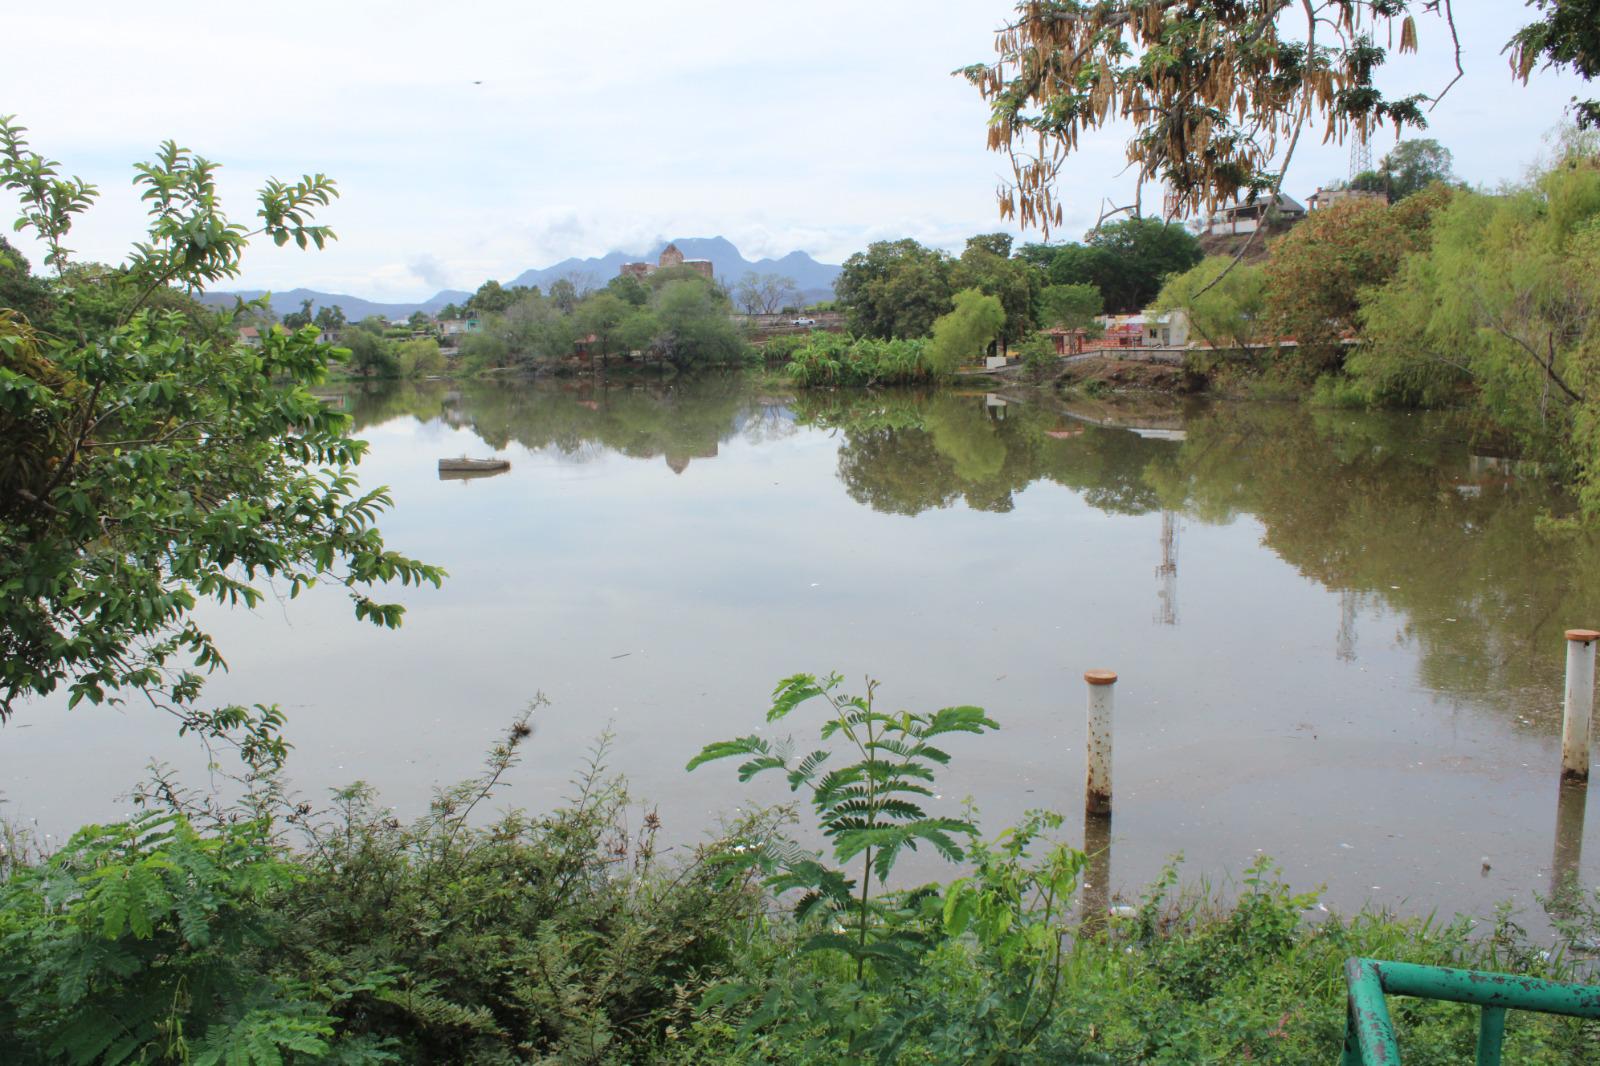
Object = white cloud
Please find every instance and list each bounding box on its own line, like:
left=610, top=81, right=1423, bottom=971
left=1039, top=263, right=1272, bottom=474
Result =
left=1, top=2, right=1591, bottom=301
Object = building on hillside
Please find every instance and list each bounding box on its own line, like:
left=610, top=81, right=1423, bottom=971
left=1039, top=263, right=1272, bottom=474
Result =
left=619, top=242, right=714, bottom=281
left=1194, top=193, right=1306, bottom=237
left=438, top=318, right=480, bottom=339
left=237, top=326, right=263, bottom=348
left=1307, top=185, right=1388, bottom=211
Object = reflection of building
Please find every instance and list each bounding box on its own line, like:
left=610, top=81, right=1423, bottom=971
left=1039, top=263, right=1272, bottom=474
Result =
left=619, top=242, right=714, bottom=281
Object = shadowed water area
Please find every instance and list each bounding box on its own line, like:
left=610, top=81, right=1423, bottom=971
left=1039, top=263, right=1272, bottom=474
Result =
left=5, top=374, right=1599, bottom=926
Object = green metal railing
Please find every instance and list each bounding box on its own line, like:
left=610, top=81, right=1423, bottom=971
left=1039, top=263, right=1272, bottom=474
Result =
left=1340, top=957, right=1600, bottom=1064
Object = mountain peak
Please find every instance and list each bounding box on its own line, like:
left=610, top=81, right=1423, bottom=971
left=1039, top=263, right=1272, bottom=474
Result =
left=508, top=237, right=839, bottom=298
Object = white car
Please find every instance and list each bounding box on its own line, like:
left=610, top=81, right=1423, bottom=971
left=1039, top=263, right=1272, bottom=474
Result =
left=791, top=317, right=816, bottom=326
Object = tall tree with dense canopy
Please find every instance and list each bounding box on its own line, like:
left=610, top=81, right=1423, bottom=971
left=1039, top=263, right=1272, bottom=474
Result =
left=1036, top=218, right=1201, bottom=313
left=1263, top=184, right=1451, bottom=370
left=954, top=235, right=1038, bottom=350
left=835, top=239, right=955, bottom=339
left=1378, top=138, right=1456, bottom=200
left=0, top=118, right=441, bottom=745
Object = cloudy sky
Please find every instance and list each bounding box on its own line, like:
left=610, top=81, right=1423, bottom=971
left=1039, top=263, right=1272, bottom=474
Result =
left=3, top=2, right=1590, bottom=300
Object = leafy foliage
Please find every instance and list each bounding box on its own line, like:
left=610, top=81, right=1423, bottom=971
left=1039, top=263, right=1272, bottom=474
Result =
left=1508, top=0, right=1600, bottom=129
left=1153, top=255, right=1268, bottom=351
left=689, top=673, right=997, bottom=980
left=834, top=239, right=956, bottom=340
left=927, top=288, right=1006, bottom=374
left=963, top=3, right=1438, bottom=230
left=0, top=120, right=442, bottom=743
left=963, top=3, right=1590, bottom=232
left=784, top=333, right=936, bottom=387
left=1352, top=141, right=1600, bottom=510
left=1262, top=183, right=1451, bottom=371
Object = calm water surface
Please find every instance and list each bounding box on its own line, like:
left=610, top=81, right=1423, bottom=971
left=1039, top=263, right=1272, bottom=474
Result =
left=5, top=374, right=1599, bottom=925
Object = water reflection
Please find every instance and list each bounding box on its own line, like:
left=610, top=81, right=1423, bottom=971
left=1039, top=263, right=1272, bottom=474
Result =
left=1552, top=781, right=1588, bottom=904
left=340, top=377, right=1600, bottom=732
left=783, top=388, right=1600, bottom=729
left=38, top=373, right=1571, bottom=925
left=342, top=376, right=793, bottom=476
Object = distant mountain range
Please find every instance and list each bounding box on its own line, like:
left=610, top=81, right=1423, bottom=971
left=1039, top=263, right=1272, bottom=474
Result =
left=198, top=287, right=473, bottom=322
left=507, top=236, right=841, bottom=305
left=205, top=237, right=840, bottom=319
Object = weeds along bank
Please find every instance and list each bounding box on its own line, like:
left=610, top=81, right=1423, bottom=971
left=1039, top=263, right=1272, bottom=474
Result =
left=4, top=678, right=1598, bottom=1065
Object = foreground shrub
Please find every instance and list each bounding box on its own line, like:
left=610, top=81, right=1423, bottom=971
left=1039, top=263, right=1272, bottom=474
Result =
left=3, top=679, right=1598, bottom=1063
left=0, top=720, right=768, bottom=1064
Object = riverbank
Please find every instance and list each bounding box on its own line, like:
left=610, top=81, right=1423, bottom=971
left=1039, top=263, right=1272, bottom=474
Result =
left=3, top=734, right=1596, bottom=1064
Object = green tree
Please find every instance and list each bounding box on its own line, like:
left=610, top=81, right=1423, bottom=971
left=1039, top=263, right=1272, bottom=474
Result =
left=927, top=288, right=1005, bottom=374
left=652, top=279, right=746, bottom=368
left=576, top=292, right=630, bottom=368
left=0, top=233, right=52, bottom=323
left=406, top=309, right=430, bottom=330
left=466, top=279, right=514, bottom=316
left=605, top=272, right=650, bottom=307
left=1087, top=218, right=1203, bottom=312
left=395, top=337, right=445, bottom=378
left=313, top=303, right=346, bottom=332
left=499, top=292, right=576, bottom=363
left=439, top=301, right=461, bottom=319
left=1353, top=143, right=1600, bottom=512
left=954, top=235, right=1038, bottom=351
left=1380, top=138, right=1457, bottom=200
left=0, top=118, right=441, bottom=735
left=616, top=307, right=660, bottom=355
left=1152, top=255, right=1267, bottom=351
left=963, top=3, right=1595, bottom=230
left=836, top=239, right=955, bottom=339
left=1264, top=185, right=1452, bottom=371
left=1036, top=282, right=1102, bottom=330
left=282, top=297, right=313, bottom=330
left=457, top=328, right=509, bottom=370
left=548, top=277, right=578, bottom=314
left=340, top=327, right=398, bottom=378
left=353, top=314, right=388, bottom=335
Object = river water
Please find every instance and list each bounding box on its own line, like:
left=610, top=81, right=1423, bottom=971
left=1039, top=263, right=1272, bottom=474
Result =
left=4, top=374, right=1599, bottom=925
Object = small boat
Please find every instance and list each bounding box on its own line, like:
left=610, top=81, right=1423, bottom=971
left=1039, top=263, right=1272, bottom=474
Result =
left=438, top=457, right=511, bottom=473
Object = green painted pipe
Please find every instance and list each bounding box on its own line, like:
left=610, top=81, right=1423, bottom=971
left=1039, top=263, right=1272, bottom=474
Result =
left=1371, top=960, right=1600, bottom=1017
left=1475, top=1005, right=1506, bottom=1066
left=1340, top=957, right=1600, bottom=1065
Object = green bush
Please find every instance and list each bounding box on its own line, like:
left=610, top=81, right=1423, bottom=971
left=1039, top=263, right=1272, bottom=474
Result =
left=786, top=334, right=935, bottom=387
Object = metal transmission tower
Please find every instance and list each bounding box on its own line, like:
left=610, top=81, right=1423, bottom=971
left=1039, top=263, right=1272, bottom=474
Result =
left=1155, top=510, right=1179, bottom=626
left=1349, top=36, right=1374, bottom=181
left=1350, top=133, right=1373, bottom=181
left=1336, top=588, right=1359, bottom=662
